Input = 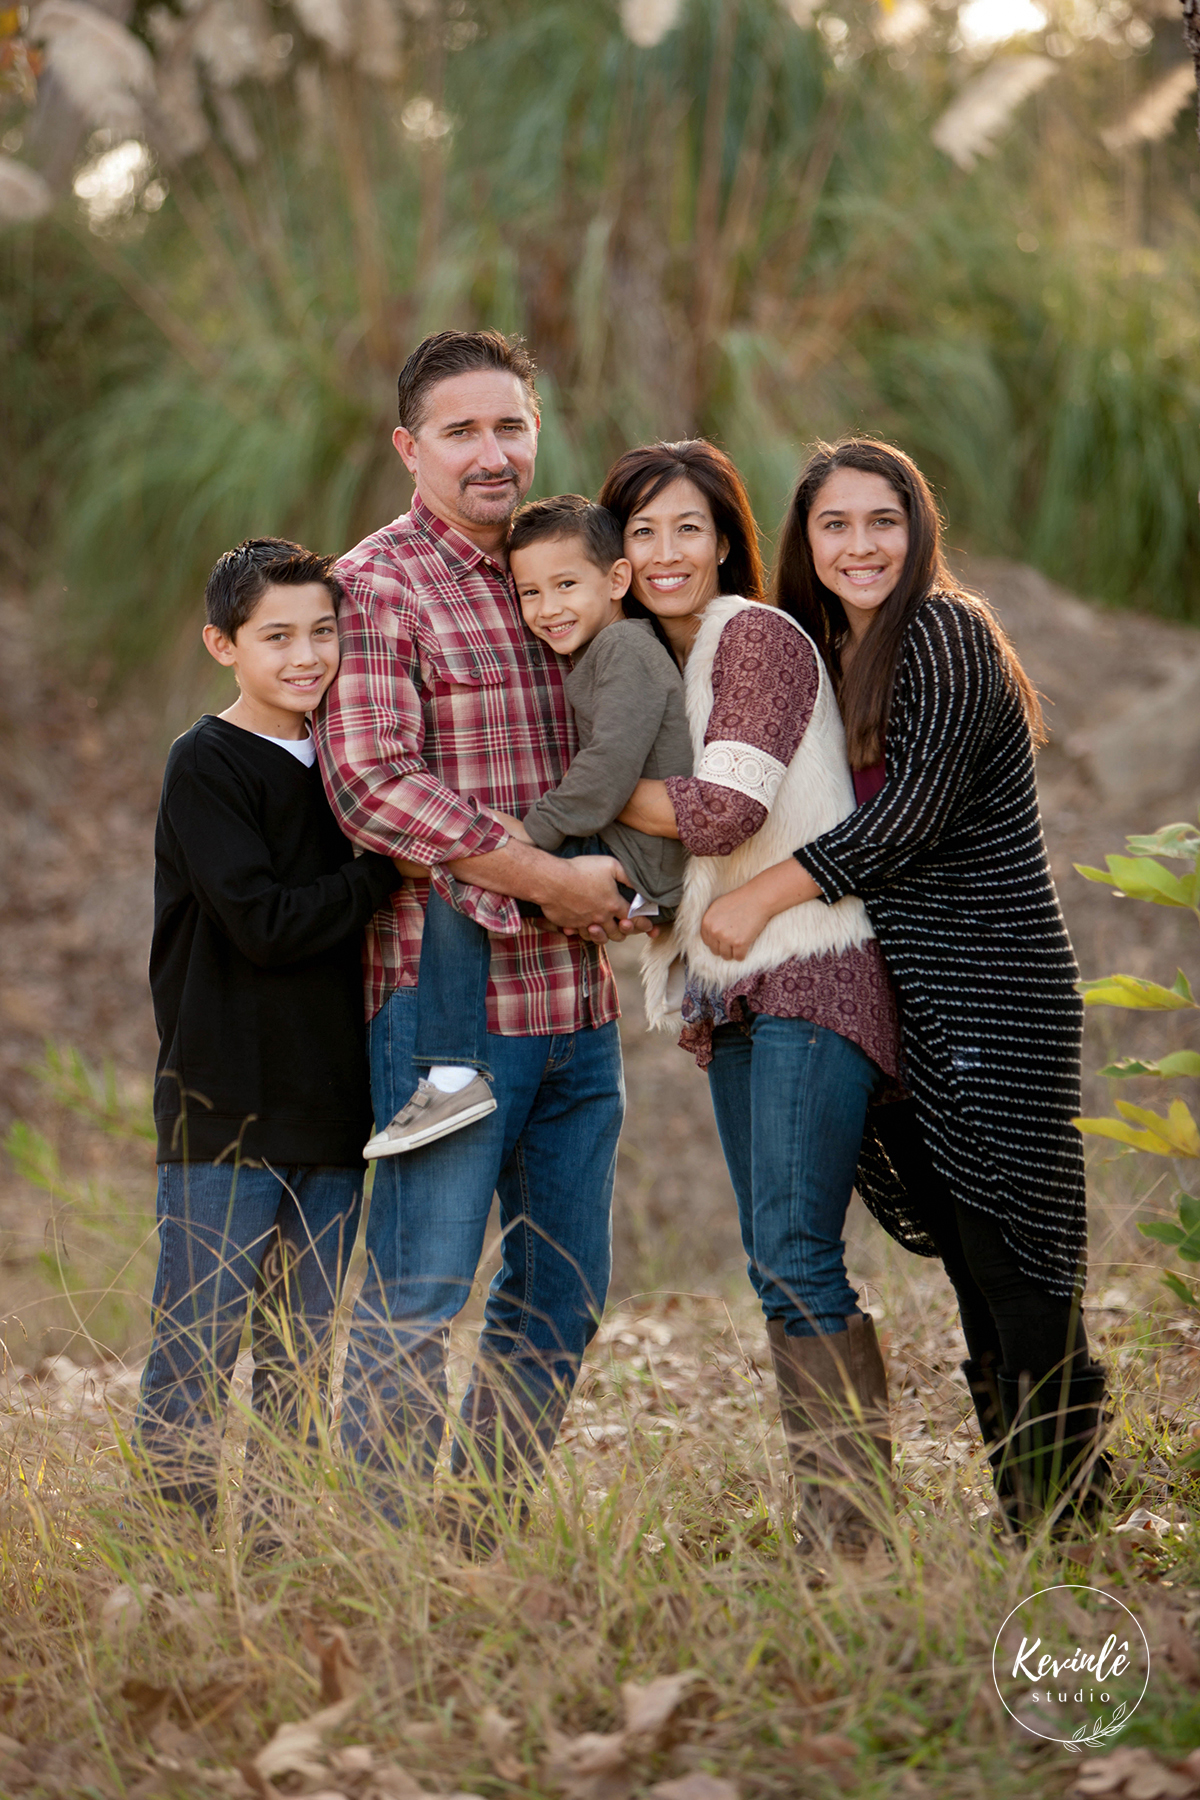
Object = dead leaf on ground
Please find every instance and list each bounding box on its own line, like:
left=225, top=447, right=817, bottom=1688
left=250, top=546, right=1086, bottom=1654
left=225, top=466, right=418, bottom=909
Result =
left=99, top=1582, right=218, bottom=1641
left=544, top=1723, right=632, bottom=1800
left=479, top=1705, right=523, bottom=1780
left=361, top=1767, right=427, bottom=1799
left=302, top=1621, right=363, bottom=1704
left=120, top=1680, right=173, bottom=1735
left=1137, top=1592, right=1200, bottom=1689
left=249, top=1697, right=357, bottom=1785
left=648, top=1777, right=739, bottom=1800
left=802, top=1733, right=858, bottom=1765
left=517, top=1576, right=569, bottom=1624
left=544, top=1671, right=703, bottom=1800
left=1069, top=1745, right=1200, bottom=1799
left=1112, top=1508, right=1184, bottom=1548
left=621, top=1671, right=702, bottom=1744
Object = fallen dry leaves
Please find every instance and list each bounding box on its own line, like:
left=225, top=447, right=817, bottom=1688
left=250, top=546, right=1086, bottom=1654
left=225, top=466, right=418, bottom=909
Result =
left=544, top=1671, right=706, bottom=1800
left=99, top=1582, right=219, bottom=1641
left=1069, top=1746, right=1200, bottom=1799
left=478, top=1704, right=523, bottom=1781
left=647, top=1777, right=740, bottom=1800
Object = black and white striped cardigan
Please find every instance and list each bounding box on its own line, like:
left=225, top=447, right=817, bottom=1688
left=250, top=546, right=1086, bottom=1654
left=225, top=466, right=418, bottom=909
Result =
left=797, top=593, right=1087, bottom=1300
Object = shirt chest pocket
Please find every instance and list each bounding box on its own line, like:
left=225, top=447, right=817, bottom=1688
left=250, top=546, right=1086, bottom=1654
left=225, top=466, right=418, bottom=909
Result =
left=417, top=637, right=512, bottom=752
left=417, top=588, right=514, bottom=698
left=420, top=641, right=510, bottom=692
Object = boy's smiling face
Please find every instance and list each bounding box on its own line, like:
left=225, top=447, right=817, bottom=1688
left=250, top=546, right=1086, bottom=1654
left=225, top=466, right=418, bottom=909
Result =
left=202, top=581, right=340, bottom=738
left=512, top=536, right=631, bottom=659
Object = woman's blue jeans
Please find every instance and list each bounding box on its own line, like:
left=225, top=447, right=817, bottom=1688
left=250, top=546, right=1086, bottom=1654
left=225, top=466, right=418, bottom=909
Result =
left=135, top=1160, right=362, bottom=1524
left=707, top=1015, right=878, bottom=1337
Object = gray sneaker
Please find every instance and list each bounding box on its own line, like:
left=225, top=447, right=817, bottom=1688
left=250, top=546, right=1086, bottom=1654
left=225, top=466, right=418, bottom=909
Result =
left=363, top=1075, right=497, bottom=1159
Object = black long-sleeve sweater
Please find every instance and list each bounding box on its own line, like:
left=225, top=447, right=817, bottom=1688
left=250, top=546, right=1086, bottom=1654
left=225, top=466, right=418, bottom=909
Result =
left=150, top=715, right=400, bottom=1165
left=796, top=595, right=1086, bottom=1298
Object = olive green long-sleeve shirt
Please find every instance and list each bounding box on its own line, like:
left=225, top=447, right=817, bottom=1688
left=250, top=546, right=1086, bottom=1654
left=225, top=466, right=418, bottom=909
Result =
left=522, top=617, right=692, bottom=906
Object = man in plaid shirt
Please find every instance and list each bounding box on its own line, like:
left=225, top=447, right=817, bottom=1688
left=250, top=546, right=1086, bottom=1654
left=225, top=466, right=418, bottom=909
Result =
left=316, top=330, right=630, bottom=1529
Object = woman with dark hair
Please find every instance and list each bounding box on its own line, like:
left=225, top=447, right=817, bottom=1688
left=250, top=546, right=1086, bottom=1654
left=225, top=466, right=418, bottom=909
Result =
left=604, top=441, right=904, bottom=1555
left=696, top=436, right=1108, bottom=1535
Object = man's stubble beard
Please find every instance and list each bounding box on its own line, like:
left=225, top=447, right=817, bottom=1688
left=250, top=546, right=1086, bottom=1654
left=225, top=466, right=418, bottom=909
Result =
left=457, top=469, right=525, bottom=527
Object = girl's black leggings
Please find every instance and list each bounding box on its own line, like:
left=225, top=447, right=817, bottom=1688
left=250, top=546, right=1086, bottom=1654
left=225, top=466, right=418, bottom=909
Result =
left=869, top=1100, right=1089, bottom=1384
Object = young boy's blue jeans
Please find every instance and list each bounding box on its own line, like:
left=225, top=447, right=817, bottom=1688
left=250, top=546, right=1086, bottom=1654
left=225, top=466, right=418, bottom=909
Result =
left=135, top=1160, right=362, bottom=1525
left=413, top=837, right=638, bottom=1080
left=706, top=1014, right=879, bottom=1337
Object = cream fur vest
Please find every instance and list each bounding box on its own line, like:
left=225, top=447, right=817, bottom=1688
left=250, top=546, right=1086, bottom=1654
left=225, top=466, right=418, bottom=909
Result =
left=641, top=596, right=875, bottom=1029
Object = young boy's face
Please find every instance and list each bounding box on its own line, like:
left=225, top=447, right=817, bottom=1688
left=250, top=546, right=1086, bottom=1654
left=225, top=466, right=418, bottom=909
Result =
left=202, top=582, right=340, bottom=723
left=512, top=537, right=632, bottom=659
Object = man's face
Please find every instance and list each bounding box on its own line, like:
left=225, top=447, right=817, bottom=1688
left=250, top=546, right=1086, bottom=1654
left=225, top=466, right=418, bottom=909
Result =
left=393, top=370, right=539, bottom=544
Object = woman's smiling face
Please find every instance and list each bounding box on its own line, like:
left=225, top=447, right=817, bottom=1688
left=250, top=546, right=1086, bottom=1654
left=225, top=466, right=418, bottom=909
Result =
left=806, top=467, right=909, bottom=640
left=623, top=477, right=728, bottom=644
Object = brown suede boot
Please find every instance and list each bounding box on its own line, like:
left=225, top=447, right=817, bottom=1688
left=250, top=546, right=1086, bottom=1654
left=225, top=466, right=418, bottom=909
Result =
left=767, top=1313, right=892, bottom=1557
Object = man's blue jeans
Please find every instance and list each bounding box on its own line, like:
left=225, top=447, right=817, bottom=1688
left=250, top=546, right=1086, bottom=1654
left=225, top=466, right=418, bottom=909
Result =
left=707, top=1015, right=878, bottom=1337
left=135, top=1160, right=362, bottom=1523
left=341, top=986, right=623, bottom=1505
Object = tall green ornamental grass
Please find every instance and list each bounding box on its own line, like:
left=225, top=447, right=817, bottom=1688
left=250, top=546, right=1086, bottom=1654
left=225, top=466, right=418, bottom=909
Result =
left=2, top=0, right=1199, bottom=667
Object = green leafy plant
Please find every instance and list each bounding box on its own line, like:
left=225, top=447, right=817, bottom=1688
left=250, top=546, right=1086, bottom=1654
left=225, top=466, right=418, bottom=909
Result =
left=1075, top=817, right=1200, bottom=1310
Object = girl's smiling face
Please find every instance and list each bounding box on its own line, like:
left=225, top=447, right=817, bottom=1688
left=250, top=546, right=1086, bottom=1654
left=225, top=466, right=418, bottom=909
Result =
left=623, top=477, right=728, bottom=654
left=806, top=467, right=910, bottom=641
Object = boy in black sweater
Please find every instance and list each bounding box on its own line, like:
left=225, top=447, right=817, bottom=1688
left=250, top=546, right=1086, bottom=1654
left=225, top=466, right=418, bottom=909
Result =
left=138, top=538, right=399, bottom=1533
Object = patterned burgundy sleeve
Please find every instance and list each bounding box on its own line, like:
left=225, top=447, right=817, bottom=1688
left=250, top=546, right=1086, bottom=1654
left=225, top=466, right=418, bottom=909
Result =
left=668, top=610, right=820, bottom=858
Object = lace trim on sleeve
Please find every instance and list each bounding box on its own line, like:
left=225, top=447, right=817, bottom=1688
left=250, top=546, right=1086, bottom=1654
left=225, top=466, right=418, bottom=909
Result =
left=696, top=739, right=788, bottom=809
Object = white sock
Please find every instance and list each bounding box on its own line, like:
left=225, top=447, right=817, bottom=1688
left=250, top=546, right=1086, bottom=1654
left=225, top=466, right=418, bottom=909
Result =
left=426, top=1064, right=477, bottom=1094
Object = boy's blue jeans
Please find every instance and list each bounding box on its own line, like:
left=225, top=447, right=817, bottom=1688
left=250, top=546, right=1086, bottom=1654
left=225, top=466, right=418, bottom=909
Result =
left=412, top=838, right=637, bottom=1081
left=135, top=1160, right=362, bottom=1524
left=706, top=1014, right=879, bottom=1337
left=341, top=985, right=622, bottom=1514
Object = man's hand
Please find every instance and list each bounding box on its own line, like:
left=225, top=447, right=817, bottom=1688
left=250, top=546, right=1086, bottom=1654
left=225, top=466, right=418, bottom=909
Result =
left=539, top=853, right=630, bottom=942
left=444, top=838, right=630, bottom=941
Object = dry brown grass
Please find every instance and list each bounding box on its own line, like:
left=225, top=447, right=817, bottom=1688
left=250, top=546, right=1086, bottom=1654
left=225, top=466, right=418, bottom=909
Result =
left=1, top=1156, right=1198, bottom=1800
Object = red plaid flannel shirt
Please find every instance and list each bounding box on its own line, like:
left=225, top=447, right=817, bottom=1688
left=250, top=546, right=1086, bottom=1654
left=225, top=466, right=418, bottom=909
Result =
left=315, top=496, right=619, bottom=1036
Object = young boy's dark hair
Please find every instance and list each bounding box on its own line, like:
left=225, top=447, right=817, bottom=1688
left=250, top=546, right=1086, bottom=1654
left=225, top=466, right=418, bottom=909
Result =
left=508, top=495, right=624, bottom=572
left=204, top=537, right=344, bottom=641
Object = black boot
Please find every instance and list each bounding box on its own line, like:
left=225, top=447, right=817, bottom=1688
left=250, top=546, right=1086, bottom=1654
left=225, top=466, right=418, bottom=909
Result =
left=997, top=1362, right=1111, bottom=1535
left=962, top=1352, right=1017, bottom=1517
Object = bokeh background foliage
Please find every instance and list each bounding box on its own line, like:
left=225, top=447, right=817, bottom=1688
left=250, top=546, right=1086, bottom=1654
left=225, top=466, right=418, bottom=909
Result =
left=1, top=0, right=1199, bottom=674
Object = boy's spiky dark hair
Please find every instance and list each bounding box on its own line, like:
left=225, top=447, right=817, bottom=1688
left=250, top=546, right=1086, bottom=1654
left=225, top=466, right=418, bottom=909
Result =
left=507, top=494, right=624, bottom=572
left=204, top=538, right=343, bottom=640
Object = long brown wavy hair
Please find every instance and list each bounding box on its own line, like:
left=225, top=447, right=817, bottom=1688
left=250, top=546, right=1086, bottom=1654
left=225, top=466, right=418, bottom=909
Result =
left=598, top=439, right=765, bottom=628
left=772, top=437, right=1044, bottom=766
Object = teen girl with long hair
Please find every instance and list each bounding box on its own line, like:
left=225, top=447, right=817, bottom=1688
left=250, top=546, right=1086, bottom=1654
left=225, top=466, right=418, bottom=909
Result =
left=697, top=437, right=1108, bottom=1533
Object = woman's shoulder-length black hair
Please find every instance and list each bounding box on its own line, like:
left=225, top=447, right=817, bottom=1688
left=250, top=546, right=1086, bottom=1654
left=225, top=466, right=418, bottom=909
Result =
left=598, top=438, right=766, bottom=618
left=771, top=435, right=1044, bottom=767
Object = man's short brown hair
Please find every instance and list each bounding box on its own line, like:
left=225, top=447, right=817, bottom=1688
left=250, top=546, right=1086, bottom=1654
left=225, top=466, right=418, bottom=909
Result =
left=396, top=330, right=540, bottom=433
left=508, top=494, right=624, bottom=574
